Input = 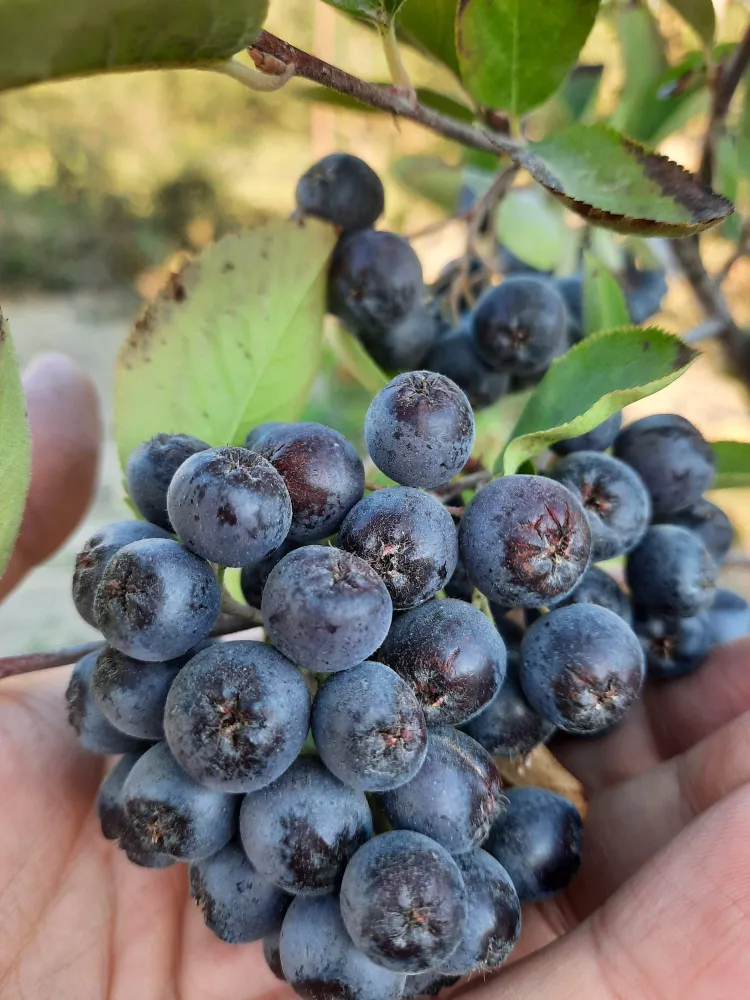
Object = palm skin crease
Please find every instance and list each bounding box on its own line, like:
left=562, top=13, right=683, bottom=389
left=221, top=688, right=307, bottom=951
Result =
left=1, top=637, right=750, bottom=1000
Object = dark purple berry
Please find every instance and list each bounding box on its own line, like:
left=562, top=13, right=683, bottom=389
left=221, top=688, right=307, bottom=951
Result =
left=240, top=755, right=373, bottom=895
left=98, top=753, right=145, bottom=840
left=328, top=230, right=425, bottom=343
left=485, top=788, right=582, bottom=902
left=163, top=641, right=310, bottom=792
left=93, top=538, right=220, bottom=661
left=627, top=524, right=716, bottom=618
left=424, top=330, right=510, bottom=411
left=548, top=451, right=651, bottom=561
left=167, top=446, right=292, bottom=567
left=552, top=565, right=632, bottom=625
left=250, top=422, right=364, bottom=542
left=91, top=645, right=205, bottom=741
left=189, top=838, right=290, bottom=944
left=519, top=604, right=645, bottom=734
left=378, top=598, right=507, bottom=726
left=126, top=433, right=210, bottom=531
left=122, top=742, right=237, bottom=861
left=72, top=520, right=171, bottom=627
left=380, top=728, right=504, bottom=855
left=66, top=652, right=152, bottom=754
left=437, top=849, right=521, bottom=975
left=312, top=661, right=427, bottom=792
left=239, top=539, right=298, bottom=609
left=364, top=372, right=475, bottom=490
left=634, top=612, right=711, bottom=679
left=462, top=653, right=555, bottom=758
left=459, top=475, right=591, bottom=607
left=280, top=894, right=406, bottom=1000
left=340, top=830, right=468, bottom=973
left=339, top=488, right=458, bottom=610
left=613, top=414, right=716, bottom=517
left=705, top=588, right=750, bottom=646
left=296, top=153, right=385, bottom=231
left=471, top=277, right=567, bottom=375
left=262, top=546, right=393, bottom=672
left=263, top=930, right=286, bottom=981
left=655, top=498, right=733, bottom=565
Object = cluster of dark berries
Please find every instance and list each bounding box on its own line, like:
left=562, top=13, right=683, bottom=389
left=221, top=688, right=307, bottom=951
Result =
left=295, top=152, right=668, bottom=409
left=61, top=157, right=744, bottom=1000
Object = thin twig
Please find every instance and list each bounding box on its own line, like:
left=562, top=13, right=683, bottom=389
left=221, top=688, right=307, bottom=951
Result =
left=699, top=23, right=750, bottom=186
left=717, top=216, right=750, bottom=283
left=433, top=470, right=493, bottom=500
left=220, top=590, right=263, bottom=625
left=249, top=32, right=522, bottom=162
left=670, top=237, right=736, bottom=329
left=682, top=316, right=731, bottom=344
left=0, top=641, right=105, bottom=681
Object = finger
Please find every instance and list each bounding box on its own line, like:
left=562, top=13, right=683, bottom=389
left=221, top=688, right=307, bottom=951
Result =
left=568, top=707, right=750, bottom=916
left=554, top=637, right=750, bottom=792
left=0, top=353, right=101, bottom=600
left=464, top=785, right=750, bottom=1000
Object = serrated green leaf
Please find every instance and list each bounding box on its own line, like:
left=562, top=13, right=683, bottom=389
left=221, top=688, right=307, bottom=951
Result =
left=498, top=327, right=697, bottom=474
left=0, top=311, right=31, bottom=577
left=456, top=0, right=601, bottom=116
left=711, top=441, right=750, bottom=489
left=115, top=219, right=336, bottom=468
left=391, top=155, right=463, bottom=211
left=664, top=0, right=715, bottom=47
left=398, top=0, right=460, bottom=76
left=298, top=84, right=474, bottom=122
left=582, top=252, right=630, bottom=336
left=0, top=0, right=268, bottom=93
left=520, top=123, right=733, bottom=236
left=326, top=322, right=389, bottom=395
left=496, top=189, right=576, bottom=273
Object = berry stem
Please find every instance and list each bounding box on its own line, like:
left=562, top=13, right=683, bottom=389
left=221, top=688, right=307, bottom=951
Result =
left=379, top=19, right=417, bottom=106
left=494, top=746, right=588, bottom=820
left=220, top=589, right=263, bottom=625
left=471, top=588, right=494, bottom=623
left=0, top=641, right=105, bottom=681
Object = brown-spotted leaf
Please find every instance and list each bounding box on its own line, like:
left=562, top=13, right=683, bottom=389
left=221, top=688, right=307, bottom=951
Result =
left=115, top=219, right=336, bottom=468
left=519, top=123, right=733, bottom=236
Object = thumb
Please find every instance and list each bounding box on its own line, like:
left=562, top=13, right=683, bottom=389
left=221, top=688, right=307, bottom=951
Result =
left=0, top=353, right=102, bottom=600
left=464, top=785, right=750, bottom=1000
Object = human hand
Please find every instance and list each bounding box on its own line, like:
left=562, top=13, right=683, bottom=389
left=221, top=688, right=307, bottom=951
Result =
left=1, top=359, right=749, bottom=1000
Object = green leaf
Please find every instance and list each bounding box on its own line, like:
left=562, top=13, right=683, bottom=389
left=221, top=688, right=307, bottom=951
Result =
left=322, top=0, right=407, bottom=25
left=498, top=327, right=697, bottom=474
left=520, top=123, right=734, bottom=236
left=0, top=310, right=31, bottom=577
left=611, top=3, right=668, bottom=142
left=398, top=0, right=460, bottom=76
left=582, top=252, right=630, bottom=336
left=739, top=73, right=750, bottom=181
left=115, top=218, right=337, bottom=468
left=561, top=65, right=604, bottom=122
left=495, top=189, right=576, bottom=273
left=298, top=84, right=475, bottom=122
left=664, top=0, right=715, bottom=47
left=716, top=135, right=743, bottom=241
left=0, top=0, right=268, bottom=93
left=391, top=155, right=463, bottom=211
left=326, top=322, right=389, bottom=395
left=711, top=441, right=750, bottom=489
left=456, top=0, right=601, bottom=117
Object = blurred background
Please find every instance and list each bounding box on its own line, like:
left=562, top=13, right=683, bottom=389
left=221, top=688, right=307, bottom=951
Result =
left=1, top=0, right=750, bottom=652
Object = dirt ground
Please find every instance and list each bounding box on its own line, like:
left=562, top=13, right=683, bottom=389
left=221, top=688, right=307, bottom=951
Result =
left=1, top=292, right=749, bottom=656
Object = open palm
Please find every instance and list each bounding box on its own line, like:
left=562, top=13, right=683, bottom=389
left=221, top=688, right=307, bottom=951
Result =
left=1, top=638, right=750, bottom=1000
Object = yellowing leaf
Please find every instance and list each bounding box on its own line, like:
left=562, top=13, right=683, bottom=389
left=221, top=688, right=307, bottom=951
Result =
left=115, top=219, right=337, bottom=468
left=0, top=311, right=31, bottom=576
